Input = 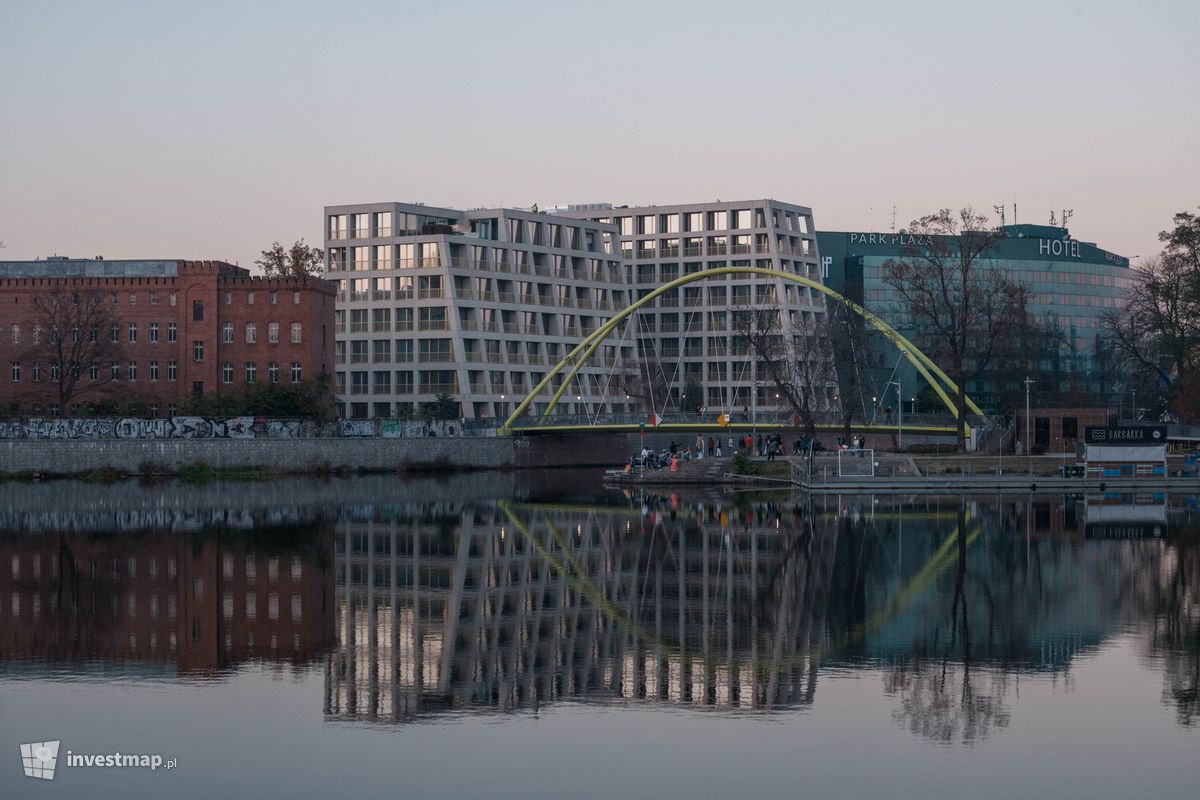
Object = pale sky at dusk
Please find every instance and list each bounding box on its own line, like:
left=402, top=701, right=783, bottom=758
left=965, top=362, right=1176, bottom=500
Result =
left=1, top=0, right=1196, bottom=269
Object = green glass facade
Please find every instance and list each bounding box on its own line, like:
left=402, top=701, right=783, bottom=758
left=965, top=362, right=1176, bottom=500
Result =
left=817, top=225, right=1131, bottom=413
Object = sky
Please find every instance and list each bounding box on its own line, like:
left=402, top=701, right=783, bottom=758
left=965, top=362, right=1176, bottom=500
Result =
left=1, top=0, right=1196, bottom=269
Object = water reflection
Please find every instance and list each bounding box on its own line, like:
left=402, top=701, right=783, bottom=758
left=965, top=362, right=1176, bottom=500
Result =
left=0, top=486, right=1197, bottom=745
left=0, top=510, right=336, bottom=675
left=326, top=492, right=1200, bottom=740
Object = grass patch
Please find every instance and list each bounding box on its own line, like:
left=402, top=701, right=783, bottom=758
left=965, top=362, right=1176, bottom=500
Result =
left=85, top=465, right=125, bottom=484
left=179, top=461, right=218, bottom=484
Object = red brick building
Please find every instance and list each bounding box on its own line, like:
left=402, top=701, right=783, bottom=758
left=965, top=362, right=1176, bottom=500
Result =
left=0, top=258, right=335, bottom=416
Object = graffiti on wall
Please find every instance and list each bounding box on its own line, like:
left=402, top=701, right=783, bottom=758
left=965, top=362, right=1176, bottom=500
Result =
left=0, top=417, right=328, bottom=441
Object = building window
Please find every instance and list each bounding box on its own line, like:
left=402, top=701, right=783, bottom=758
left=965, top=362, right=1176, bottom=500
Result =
left=247, top=292, right=255, bottom=306
left=223, top=322, right=234, bottom=343
left=149, top=322, right=159, bottom=343
left=244, top=362, right=257, bottom=383
left=127, top=361, right=137, bottom=381
left=149, top=291, right=158, bottom=305
left=291, top=362, right=302, bottom=383
left=32, top=325, right=40, bottom=345
left=245, top=323, right=257, bottom=343
left=193, top=341, right=204, bottom=362
left=167, top=403, right=176, bottom=416
left=111, top=363, right=120, bottom=379
left=32, top=363, right=41, bottom=381
left=224, top=292, right=232, bottom=305
left=167, top=361, right=177, bottom=381
left=292, top=291, right=300, bottom=305
left=129, top=292, right=136, bottom=305
left=128, top=323, right=138, bottom=343
left=89, top=363, right=98, bottom=380
left=193, top=300, right=204, bottom=321
left=222, top=362, right=234, bottom=383
left=290, top=322, right=302, bottom=343
left=268, top=322, right=279, bottom=343
left=88, top=326, right=97, bottom=343
left=269, top=291, right=277, bottom=305
left=268, top=361, right=279, bottom=384
left=169, top=292, right=176, bottom=307
left=149, top=360, right=159, bottom=381
left=10, top=324, right=18, bottom=344
left=110, top=323, right=119, bottom=343
left=149, top=403, right=158, bottom=417
left=168, top=322, right=177, bottom=342
left=111, top=292, right=119, bottom=304
left=10, top=362, right=19, bottom=381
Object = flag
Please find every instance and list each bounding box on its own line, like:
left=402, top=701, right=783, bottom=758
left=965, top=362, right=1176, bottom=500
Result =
left=648, top=413, right=661, bottom=428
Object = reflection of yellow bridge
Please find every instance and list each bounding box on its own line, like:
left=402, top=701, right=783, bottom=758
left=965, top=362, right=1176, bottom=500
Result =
left=499, top=266, right=983, bottom=437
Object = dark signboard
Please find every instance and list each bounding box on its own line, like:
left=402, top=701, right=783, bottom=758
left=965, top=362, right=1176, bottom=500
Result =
left=1084, top=425, right=1167, bottom=445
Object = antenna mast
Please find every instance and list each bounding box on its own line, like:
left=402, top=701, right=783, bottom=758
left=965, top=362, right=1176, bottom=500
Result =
left=1061, top=208, right=1073, bottom=229
left=993, top=204, right=1006, bottom=226
left=890, top=204, right=897, bottom=233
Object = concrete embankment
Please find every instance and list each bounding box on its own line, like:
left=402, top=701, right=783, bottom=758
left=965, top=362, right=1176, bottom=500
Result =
left=0, top=433, right=626, bottom=476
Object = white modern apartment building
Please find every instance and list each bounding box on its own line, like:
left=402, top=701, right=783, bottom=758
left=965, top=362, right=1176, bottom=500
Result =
left=324, top=203, right=633, bottom=420
left=558, top=200, right=834, bottom=413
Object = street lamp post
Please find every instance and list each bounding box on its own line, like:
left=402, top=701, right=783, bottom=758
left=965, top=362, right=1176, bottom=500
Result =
left=1024, top=376, right=1034, bottom=476
left=751, top=380, right=759, bottom=455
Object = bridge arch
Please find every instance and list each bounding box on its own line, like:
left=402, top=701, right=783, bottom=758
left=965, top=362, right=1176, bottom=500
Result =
left=499, top=266, right=980, bottom=434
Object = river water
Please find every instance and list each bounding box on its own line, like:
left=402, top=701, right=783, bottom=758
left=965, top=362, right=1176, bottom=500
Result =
left=1, top=470, right=1197, bottom=798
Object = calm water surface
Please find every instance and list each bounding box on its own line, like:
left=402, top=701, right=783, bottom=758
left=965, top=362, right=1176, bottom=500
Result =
left=1, top=471, right=1197, bottom=799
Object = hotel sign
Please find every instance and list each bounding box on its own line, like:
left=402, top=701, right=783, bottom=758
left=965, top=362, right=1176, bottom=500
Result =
left=1084, top=425, right=1167, bottom=444
left=1039, top=238, right=1082, bottom=258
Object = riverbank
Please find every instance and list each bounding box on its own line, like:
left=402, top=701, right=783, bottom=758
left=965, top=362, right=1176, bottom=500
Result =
left=0, top=434, right=626, bottom=480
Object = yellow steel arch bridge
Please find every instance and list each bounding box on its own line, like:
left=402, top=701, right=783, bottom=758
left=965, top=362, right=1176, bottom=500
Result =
left=499, top=267, right=981, bottom=437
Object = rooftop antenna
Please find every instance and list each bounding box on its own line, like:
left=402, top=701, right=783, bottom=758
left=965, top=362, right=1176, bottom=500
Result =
left=1049, top=210, right=1057, bottom=226
left=890, top=204, right=897, bottom=233
left=1013, top=203, right=1018, bottom=225
left=993, top=205, right=1006, bottom=226
left=1061, top=208, right=1073, bottom=229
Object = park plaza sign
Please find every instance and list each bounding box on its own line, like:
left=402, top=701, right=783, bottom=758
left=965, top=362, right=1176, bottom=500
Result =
left=846, top=232, right=1084, bottom=259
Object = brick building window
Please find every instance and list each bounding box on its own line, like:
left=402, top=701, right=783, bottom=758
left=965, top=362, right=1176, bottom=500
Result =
left=150, top=322, right=159, bottom=343
left=110, top=323, right=119, bottom=343
left=270, top=291, right=277, bottom=305
left=292, top=291, right=300, bottom=304
left=32, top=325, right=40, bottom=344
left=10, top=362, right=19, bottom=381
left=129, top=292, right=136, bottom=305
left=222, top=363, right=234, bottom=384
left=245, top=323, right=256, bottom=343
left=169, top=293, right=176, bottom=307
left=32, top=364, right=41, bottom=381
left=150, top=292, right=158, bottom=305
left=290, top=323, right=302, bottom=343
left=10, top=324, right=18, bottom=344
left=291, top=362, right=302, bottom=383
left=244, top=362, right=257, bottom=383
left=268, top=322, right=279, bottom=343
left=193, top=300, right=204, bottom=321
left=149, top=361, right=158, bottom=381
left=247, top=292, right=255, bottom=305
left=128, top=361, right=137, bottom=381
left=223, top=322, right=234, bottom=343
left=193, top=341, right=204, bottom=362
left=168, top=323, right=177, bottom=342
left=224, top=292, right=232, bottom=305
left=89, top=363, right=98, bottom=380
left=111, top=363, right=120, bottom=379
left=167, top=361, right=177, bottom=381
left=268, top=361, right=279, bottom=384
left=128, top=323, right=137, bottom=343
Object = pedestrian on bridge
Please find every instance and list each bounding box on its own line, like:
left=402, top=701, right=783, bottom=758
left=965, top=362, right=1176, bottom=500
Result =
left=695, top=434, right=704, bottom=458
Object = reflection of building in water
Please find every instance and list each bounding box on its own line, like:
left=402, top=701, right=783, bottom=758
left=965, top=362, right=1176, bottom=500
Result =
left=0, top=520, right=335, bottom=675
left=326, top=502, right=840, bottom=723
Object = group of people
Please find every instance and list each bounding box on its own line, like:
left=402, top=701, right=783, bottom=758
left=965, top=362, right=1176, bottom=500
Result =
left=837, top=434, right=867, bottom=453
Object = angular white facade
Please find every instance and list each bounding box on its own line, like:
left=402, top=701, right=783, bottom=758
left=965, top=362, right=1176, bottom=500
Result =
left=559, top=200, right=834, bottom=413
left=325, top=203, right=633, bottom=420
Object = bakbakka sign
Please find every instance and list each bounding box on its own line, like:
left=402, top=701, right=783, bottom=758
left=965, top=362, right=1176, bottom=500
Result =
left=1084, top=426, right=1167, bottom=444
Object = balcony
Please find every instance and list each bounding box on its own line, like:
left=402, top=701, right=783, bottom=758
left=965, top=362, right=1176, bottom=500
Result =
left=683, top=246, right=703, bottom=257
left=372, top=291, right=392, bottom=301
left=709, top=244, right=727, bottom=255
left=417, top=320, right=449, bottom=331
left=349, top=354, right=368, bottom=364
left=371, top=385, right=391, bottom=395
left=497, top=292, right=516, bottom=303
left=329, top=230, right=347, bottom=241
left=418, top=352, right=451, bottom=363
left=660, top=246, right=680, bottom=258
left=416, top=288, right=443, bottom=300
left=636, top=249, right=656, bottom=260
left=418, top=383, right=458, bottom=394
left=396, top=321, right=414, bottom=332
left=349, top=323, right=368, bottom=333
left=335, top=323, right=346, bottom=334
left=731, top=244, right=752, bottom=255
left=684, top=347, right=704, bottom=358
left=350, top=292, right=368, bottom=302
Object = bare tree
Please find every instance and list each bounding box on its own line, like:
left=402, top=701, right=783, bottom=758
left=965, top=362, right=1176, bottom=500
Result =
left=731, top=303, right=837, bottom=441
left=256, top=239, right=325, bottom=278
left=882, top=207, right=1029, bottom=451
left=23, top=285, right=126, bottom=411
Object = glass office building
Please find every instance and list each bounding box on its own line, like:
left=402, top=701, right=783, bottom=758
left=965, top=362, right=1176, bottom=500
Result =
left=817, top=224, right=1132, bottom=413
